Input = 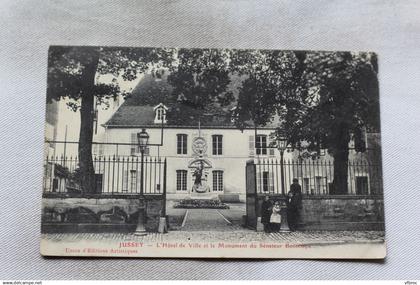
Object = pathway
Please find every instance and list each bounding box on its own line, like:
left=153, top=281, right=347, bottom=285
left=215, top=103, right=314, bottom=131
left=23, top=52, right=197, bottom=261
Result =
left=181, top=208, right=242, bottom=232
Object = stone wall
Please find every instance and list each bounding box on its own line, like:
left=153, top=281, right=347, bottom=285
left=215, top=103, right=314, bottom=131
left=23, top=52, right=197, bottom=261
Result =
left=256, top=195, right=385, bottom=231
left=41, top=195, right=165, bottom=233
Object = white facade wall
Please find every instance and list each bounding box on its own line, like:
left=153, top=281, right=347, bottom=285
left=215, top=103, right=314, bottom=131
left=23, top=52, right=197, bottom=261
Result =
left=101, top=127, right=294, bottom=200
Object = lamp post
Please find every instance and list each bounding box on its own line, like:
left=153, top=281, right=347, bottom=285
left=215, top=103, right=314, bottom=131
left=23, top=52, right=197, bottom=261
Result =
left=135, top=128, right=149, bottom=235
left=277, top=135, right=290, bottom=232
left=277, top=136, right=288, bottom=195
left=137, top=129, right=149, bottom=195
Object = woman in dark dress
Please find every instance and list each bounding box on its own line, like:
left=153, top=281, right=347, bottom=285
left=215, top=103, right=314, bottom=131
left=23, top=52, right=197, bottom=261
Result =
left=261, top=196, right=272, bottom=232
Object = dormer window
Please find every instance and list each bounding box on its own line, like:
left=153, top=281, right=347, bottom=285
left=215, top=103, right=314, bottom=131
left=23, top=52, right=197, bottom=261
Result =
left=157, top=108, right=164, bottom=121
left=153, top=103, right=168, bottom=124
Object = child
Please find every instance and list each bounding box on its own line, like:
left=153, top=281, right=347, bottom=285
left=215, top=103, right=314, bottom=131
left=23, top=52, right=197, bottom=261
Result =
left=270, top=201, right=281, bottom=232
left=261, top=196, right=272, bottom=232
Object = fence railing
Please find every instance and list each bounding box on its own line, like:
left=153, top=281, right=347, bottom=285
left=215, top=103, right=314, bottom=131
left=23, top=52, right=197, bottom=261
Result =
left=43, top=155, right=167, bottom=196
left=252, top=158, right=383, bottom=195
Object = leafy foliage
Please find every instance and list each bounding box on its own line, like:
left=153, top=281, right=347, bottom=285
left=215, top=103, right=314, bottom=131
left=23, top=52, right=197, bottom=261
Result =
left=231, top=49, right=379, bottom=153
left=231, top=50, right=379, bottom=194
left=283, top=51, right=379, bottom=155
left=165, top=48, right=235, bottom=125
left=230, top=50, right=306, bottom=129
left=47, top=46, right=175, bottom=109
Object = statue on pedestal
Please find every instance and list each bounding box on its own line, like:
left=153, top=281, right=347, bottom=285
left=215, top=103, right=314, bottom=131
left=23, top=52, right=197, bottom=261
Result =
left=193, top=161, right=204, bottom=187
left=191, top=160, right=210, bottom=193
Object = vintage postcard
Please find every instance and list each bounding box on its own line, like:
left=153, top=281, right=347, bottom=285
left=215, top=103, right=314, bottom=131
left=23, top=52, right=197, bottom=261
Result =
left=40, top=46, right=385, bottom=259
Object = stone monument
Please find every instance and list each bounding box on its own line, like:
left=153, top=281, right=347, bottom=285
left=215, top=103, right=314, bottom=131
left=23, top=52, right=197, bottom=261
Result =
left=188, top=136, right=217, bottom=200
left=173, top=123, right=229, bottom=209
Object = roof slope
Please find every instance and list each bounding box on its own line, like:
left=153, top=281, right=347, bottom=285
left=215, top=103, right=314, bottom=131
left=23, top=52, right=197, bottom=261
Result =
left=105, top=73, right=278, bottom=129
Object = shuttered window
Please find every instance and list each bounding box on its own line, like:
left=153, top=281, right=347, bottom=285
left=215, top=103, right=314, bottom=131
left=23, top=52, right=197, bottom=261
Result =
left=177, top=134, right=188, bottom=155
left=130, top=170, right=137, bottom=192
left=212, top=135, right=223, bottom=155
left=176, top=170, right=188, bottom=191
left=256, top=135, right=267, bottom=155
left=122, top=170, right=129, bottom=192
left=249, top=135, right=255, bottom=157
left=257, top=171, right=274, bottom=193
left=122, top=170, right=139, bottom=193
left=268, top=135, right=275, bottom=156
left=212, top=170, right=224, bottom=192
left=130, top=133, right=138, bottom=155
left=262, top=172, right=269, bottom=192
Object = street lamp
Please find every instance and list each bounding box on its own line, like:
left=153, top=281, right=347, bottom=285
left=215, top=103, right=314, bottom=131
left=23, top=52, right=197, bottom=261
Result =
left=277, top=136, right=288, bottom=195
left=135, top=128, right=149, bottom=236
left=277, top=135, right=291, bottom=232
left=137, top=128, right=150, bottom=156
left=137, top=128, right=149, bottom=196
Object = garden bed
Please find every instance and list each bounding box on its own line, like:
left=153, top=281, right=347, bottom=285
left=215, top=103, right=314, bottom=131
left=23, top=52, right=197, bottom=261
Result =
left=174, top=199, right=230, bottom=209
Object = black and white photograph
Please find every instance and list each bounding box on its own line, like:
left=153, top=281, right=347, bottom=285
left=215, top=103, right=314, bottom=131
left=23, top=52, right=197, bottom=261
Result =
left=39, top=46, right=385, bottom=258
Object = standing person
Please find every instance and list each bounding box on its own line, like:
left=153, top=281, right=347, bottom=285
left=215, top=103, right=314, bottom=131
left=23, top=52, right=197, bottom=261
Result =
left=270, top=201, right=282, bottom=232
left=261, top=196, right=272, bottom=232
left=287, top=178, right=303, bottom=231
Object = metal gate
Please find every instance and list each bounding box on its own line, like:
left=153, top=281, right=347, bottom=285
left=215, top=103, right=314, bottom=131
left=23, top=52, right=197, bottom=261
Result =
left=43, top=155, right=167, bottom=197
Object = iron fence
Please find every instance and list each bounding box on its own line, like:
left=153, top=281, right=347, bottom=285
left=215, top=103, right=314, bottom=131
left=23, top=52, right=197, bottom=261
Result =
left=43, top=155, right=167, bottom=195
left=253, top=158, right=383, bottom=195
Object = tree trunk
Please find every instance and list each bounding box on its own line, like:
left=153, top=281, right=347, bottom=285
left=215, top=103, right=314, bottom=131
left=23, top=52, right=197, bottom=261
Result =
left=78, top=49, right=100, bottom=194
left=331, top=126, right=350, bottom=195
left=332, top=147, right=349, bottom=195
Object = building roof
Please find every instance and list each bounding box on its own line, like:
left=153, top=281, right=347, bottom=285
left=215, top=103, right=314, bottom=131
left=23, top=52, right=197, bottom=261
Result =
left=105, top=105, right=156, bottom=126
left=105, top=73, right=279, bottom=129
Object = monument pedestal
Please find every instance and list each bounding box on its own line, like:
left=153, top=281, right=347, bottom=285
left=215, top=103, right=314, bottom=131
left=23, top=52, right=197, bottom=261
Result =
left=189, top=191, right=219, bottom=201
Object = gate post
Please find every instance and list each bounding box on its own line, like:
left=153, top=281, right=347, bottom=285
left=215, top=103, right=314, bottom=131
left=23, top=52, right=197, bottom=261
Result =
left=134, top=154, right=147, bottom=236
left=279, top=201, right=291, bottom=232
left=245, top=159, right=258, bottom=230
left=134, top=199, right=147, bottom=235
left=158, top=158, right=168, bottom=233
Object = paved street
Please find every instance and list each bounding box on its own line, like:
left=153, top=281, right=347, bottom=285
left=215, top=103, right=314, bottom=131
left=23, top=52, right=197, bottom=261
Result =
left=42, top=207, right=385, bottom=245
left=42, top=230, right=385, bottom=244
